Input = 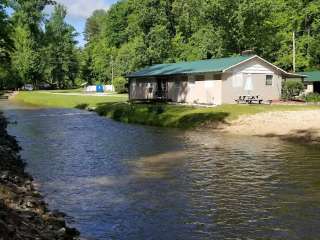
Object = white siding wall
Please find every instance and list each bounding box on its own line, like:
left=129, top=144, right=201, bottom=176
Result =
left=221, top=58, right=283, bottom=103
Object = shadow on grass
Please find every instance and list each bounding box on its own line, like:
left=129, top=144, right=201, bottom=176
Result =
left=258, top=129, right=320, bottom=145
left=95, top=102, right=230, bottom=129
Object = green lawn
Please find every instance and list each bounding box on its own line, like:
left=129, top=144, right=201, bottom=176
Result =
left=14, top=91, right=128, bottom=108
left=14, top=91, right=320, bottom=129
left=47, top=88, right=85, bottom=93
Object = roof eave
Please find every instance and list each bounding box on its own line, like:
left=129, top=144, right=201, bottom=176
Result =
left=126, top=70, right=223, bottom=79
left=284, top=73, right=307, bottom=78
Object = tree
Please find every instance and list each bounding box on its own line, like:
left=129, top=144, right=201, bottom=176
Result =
left=84, top=9, right=106, bottom=42
left=0, top=0, right=14, bottom=89
left=9, top=0, right=55, bottom=87
left=82, top=0, right=320, bottom=86
left=113, top=76, right=128, bottom=93
left=80, top=47, right=94, bottom=85
left=115, top=36, right=148, bottom=76
left=43, top=4, right=79, bottom=88
left=0, top=0, right=13, bottom=65
left=11, top=26, right=41, bottom=87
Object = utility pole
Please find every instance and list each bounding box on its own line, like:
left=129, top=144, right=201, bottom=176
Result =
left=293, top=31, right=296, bottom=73
left=110, top=55, right=114, bottom=91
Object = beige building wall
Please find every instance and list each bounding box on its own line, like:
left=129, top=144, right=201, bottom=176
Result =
left=184, top=73, right=222, bottom=105
left=221, top=58, right=283, bottom=104
left=130, top=74, right=222, bottom=105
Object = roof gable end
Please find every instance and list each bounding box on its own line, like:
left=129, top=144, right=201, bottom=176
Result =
left=224, top=55, right=305, bottom=78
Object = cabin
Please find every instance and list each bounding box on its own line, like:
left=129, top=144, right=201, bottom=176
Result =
left=127, top=55, right=303, bottom=105
left=297, top=71, right=320, bottom=94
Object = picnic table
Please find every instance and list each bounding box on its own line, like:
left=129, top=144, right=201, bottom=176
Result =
left=235, top=95, right=264, bottom=104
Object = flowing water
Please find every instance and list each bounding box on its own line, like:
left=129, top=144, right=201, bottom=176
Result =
left=2, top=101, right=320, bottom=240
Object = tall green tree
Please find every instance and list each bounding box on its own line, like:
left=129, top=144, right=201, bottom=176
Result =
left=82, top=0, right=320, bottom=83
left=0, top=0, right=12, bottom=65
left=11, top=26, right=40, bottom=87
left=84, top=9, right=106, bottom=42
left=0, top=0, right=14, bottom=89
left=10, top=0, right=55, bottom=87
left=43, top=4, right=79, bottom=88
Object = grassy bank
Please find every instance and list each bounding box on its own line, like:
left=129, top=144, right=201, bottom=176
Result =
left=95, top=102, right=320, bottom=128
left=13, top=91, right=320, bottom=129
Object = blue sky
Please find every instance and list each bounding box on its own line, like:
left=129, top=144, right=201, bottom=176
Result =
left=47, top=0, right=118, bottom=46
left=6, top=0, right=118, bottom=46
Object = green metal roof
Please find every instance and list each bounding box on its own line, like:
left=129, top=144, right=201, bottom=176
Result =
left=298, top=71, right=320, bottom=82
left=127, top=55, right=253, bottom=78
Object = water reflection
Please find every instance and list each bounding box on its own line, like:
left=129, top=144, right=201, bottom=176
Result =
left=2, top=102, right=320, bottom=240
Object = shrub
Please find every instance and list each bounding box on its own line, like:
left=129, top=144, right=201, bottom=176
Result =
left=75, top=103, right=89, bottom=110
left=303, top=92, right=320, bottom=102
left=113, top=76, right=128, bottom=93
left=282, top=80, right=304, bottom=100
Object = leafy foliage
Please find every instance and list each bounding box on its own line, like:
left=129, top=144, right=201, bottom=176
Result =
left=113, top=76, right=128, bottom=93
left=303, top=92, right=320, bottom=102
left=83, top=0, right=320, bottom=83
left=43, top=4, right=79, bottom=88
left=282, top=80, right=305, bottom=100
left=2, top=0, right=320, bottom=90
left=1, top=0, right=80, bottom=89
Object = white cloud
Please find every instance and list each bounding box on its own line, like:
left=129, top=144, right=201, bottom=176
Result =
left=55, top=0, right=109, bottom=19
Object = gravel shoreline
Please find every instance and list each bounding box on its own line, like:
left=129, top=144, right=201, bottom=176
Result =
left=0, top=112, right=79, bottom=240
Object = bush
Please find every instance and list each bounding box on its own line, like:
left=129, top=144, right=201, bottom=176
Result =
left=303, top=92, right=320, bottom=102
left=282, top=80, right=304, bottom=100
left=113, top=76, right=128, bottom=93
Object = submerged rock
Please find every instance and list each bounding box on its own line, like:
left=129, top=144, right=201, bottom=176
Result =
left=0, top=112, right=80, bottom=240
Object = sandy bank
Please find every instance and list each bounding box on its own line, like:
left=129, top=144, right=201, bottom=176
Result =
left=223, top=110, right=320, bottom=144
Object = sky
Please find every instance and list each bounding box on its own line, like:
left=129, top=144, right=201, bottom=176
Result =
left=46, top=0, right=118, bottom=47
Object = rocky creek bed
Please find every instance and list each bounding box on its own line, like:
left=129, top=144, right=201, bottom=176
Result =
left=0, top=112, right=79, bottom=240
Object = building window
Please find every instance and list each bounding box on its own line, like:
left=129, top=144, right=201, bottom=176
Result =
left=266, top=75, right=273, bottom=86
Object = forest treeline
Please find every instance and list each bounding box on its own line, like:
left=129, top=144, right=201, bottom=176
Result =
left=0, top=0, right=320, bottom=89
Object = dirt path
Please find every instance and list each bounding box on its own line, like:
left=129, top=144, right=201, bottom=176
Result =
left=223, top=110, right=320, bottom=144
